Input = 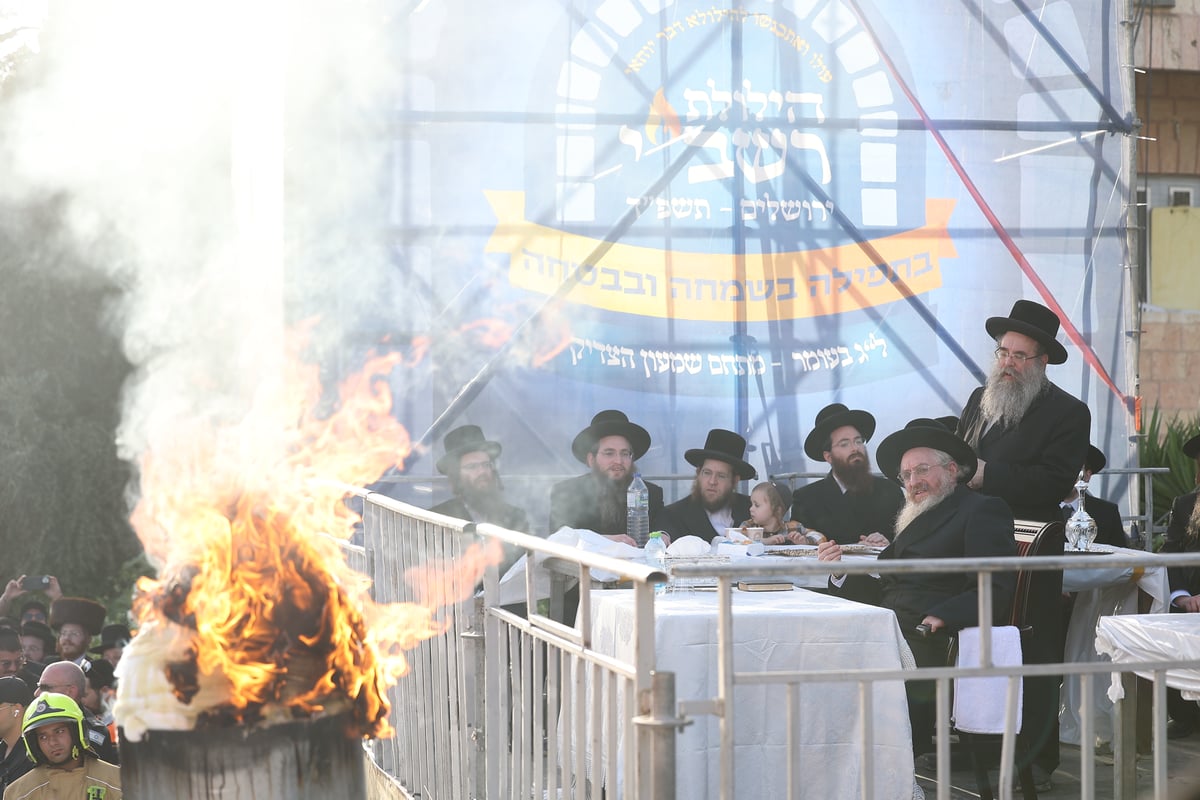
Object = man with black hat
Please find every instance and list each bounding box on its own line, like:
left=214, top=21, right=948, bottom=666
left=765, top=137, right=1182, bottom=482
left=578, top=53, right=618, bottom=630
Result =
left=89, top=625, right=131, bottom=671
left=0, top=676, right=35, bottom=791
left=817, top=419, right=1016, bottom=757
left=1060, top=444, right=1126, bottom=548
left=660, top=429, right=755, bottom=544
left=48, top=598, right=105, bottom=668
left=18, top=624, right=54, bottom=671
left=431, top=425, right=530, bottom=574
left=957, top=299, right=1090, bottom=522
left=1159, top=432, right=1200, bottom=738
left=790, top=403, right=903, bottom=545
left=550, top=411, right=665, bottom=543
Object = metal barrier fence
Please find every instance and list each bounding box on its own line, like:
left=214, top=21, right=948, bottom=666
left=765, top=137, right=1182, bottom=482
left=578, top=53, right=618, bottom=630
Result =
left=351, top=491, right=1200, bottom=800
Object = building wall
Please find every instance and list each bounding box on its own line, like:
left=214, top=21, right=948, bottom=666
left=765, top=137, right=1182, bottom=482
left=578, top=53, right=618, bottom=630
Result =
left=1140, top=306, right=1200, bottom=418
left=1135, top=6, right=1200, bottom=422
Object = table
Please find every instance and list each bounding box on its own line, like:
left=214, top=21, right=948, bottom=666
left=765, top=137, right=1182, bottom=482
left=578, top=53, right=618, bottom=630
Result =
left=588, top=587, right=917, bottom=799
left=1095, top=614, right=1200, bottom=697
left=1059, top=545, right=1169, bottom=746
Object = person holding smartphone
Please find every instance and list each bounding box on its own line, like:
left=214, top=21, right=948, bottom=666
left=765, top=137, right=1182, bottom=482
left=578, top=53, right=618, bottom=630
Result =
left=0, top=575, right=62, bottom=622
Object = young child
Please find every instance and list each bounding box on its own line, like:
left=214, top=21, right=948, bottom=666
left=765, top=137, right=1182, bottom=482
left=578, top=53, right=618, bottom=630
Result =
left=740, top=481, right=826, bottom=545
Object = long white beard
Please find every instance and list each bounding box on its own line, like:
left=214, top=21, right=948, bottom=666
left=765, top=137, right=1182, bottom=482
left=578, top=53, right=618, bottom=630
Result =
left=979, top=360, right=1048, bottom=429
left=894, top=484, right=954, bottom=537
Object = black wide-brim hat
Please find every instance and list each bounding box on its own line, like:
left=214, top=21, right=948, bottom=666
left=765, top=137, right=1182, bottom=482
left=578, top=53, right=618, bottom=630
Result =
left=48, top=597, right=106, bottom=637
left=89, top=623, right=132, bottom=655
left=684, top=429, right=757, bottom=480
left=984, top=299, right=1068, bottom=364
left=571, top=410, right=652, bottom=463
left=20, top=621, right=55, bottom=649
left=436, top=424, right=502, bottom=475
left=876, top=418, right=978, bottom=485
left=803, top=403, right=877, bottom=461
left=1184, top=433, right=1200, bottom=461
left=1085, top=444, right=1107, bottom=474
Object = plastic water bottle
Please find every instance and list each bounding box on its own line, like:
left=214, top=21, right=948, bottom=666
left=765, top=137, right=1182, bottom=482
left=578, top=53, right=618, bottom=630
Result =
left=627, top=472, right=650, bottom=547
left=644, top=531, right=669, bottom=596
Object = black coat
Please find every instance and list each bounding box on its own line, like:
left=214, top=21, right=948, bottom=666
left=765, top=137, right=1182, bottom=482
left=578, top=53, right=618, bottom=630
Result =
left=659, top=493, right=752, bottom=544
left=834, top=485, right=1017, bottom=633
left=548, top=474, right=665, bottom=536
left=958, top=381, right=1090, bottom=522
left=790, top=474, right=904, bottom=544
left=431, top=496, right=529, bottom=533
left=1163, top=490, right=1200, bottom=595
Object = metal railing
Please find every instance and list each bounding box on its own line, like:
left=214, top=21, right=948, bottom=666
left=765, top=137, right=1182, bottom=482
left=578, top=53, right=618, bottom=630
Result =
left=350, top=492, right=1200, bottom=800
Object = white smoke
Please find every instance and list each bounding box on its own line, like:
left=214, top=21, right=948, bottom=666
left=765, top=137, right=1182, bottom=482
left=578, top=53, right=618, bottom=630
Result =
left=1, top=0, right=406, bottom=475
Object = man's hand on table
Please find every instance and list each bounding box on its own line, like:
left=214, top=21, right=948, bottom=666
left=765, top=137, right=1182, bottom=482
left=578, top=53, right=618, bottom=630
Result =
left=859, top=532, right=890, bottom=547
left=1174, top=594, right=1200, bottom=613
left=816, top=540, right=844, bottom=580
left=604, top=533, right=638, bottom=546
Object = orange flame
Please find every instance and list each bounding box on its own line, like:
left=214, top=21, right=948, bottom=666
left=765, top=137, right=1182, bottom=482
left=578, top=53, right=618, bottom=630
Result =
left=124, top=330, right=499, bottom=738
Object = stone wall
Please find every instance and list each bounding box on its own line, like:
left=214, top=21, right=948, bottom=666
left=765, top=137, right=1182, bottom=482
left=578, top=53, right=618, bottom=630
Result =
left=1140, top=305, right=1200, bottom=421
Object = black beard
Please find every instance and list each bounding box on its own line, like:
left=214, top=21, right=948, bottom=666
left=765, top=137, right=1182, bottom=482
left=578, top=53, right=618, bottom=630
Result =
left=593, top=465, right=635, bottom=536
left=832, top=456, right=874, bottom=495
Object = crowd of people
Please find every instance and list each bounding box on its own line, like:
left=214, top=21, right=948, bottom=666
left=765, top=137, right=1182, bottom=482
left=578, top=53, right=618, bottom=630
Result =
left=419, top=298, right=1200, bottom=793
left=0, top=579, right=126, bottom=798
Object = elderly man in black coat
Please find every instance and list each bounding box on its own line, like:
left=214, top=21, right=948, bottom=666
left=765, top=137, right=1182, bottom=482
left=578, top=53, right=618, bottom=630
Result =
left=818, top=419, right=1017, bottom=756
left=958, top=299, right=1090, bottom=523
left=957, top=299, right=1088, bottom=786
left=791, top=403, right=903, bottom=545
left=1161, top=433, right=1200, bottom=737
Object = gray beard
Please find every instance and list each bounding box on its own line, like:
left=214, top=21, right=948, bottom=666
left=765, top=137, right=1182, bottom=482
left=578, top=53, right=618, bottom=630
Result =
left=894, top=484, right=955, bottom=537
left=978, top=362, right=1048, bottom=430
left=1187, top=495, right=1200, bottom=543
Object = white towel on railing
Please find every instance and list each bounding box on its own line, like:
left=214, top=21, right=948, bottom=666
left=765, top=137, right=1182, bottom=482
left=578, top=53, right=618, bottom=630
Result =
left=952, top=625, right=1023, bottom=734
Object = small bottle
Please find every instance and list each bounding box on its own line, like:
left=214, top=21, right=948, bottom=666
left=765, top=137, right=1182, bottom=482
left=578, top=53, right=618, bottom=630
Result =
left=644, top=531, right=669, bottom=596
left=627, top=472, right=650, bottom=547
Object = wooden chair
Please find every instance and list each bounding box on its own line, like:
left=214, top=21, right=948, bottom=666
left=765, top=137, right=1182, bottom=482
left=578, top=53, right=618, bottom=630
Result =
left=958, top=519, right=1065, bottom=800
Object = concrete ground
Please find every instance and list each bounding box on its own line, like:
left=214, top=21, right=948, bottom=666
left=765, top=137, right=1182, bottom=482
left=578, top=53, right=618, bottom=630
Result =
left=915, top=737, right=1200, bottom=799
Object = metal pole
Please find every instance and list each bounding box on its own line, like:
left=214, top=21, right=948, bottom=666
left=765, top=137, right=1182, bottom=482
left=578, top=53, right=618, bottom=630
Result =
left=648, top=671, right=678, bottom=800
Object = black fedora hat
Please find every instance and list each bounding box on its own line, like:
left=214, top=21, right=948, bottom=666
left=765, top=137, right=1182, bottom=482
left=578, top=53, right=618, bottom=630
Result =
left=1185, top=433, right=1200, bottom=461
left=1084, top=444, right=1107, bottom=474
left=20, top=621, right=55, bottom=650
left=684, top=429, right=757, bottom=480
left=48, top=597, right=106, bottom=637
left=436, top=425, right=502, bottom=475
left=803, top=403, right=877, bottom=461
left=571, top=410, right=651, bottom=463
left=935, top=416, right=960, bottom=435
left=985, top=299, right=1068, bottom=364
left=876, top=418, right=978, bottom=485
left=89, top=623, right=132, bottom=655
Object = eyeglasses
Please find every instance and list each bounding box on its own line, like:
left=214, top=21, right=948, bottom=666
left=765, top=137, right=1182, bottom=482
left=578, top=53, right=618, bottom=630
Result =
left=831, top=436, right=865, bottom=450
left=897, top=463, right=942, bottom=484
left=35, top=681, right=72, bottom=693
left=994, top=347, right=1042, bottom=364
left=460, top=459, right=496, bottom=473
left=597, top=448, right=634, bottom=461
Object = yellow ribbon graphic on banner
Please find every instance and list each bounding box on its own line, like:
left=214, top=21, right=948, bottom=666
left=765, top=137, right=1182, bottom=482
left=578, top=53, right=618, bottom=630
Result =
left=485, top=191, right=956, bottom=322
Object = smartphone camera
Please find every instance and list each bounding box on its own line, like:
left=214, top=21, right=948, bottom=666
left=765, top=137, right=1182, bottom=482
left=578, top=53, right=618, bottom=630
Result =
left=18, top=575, right=51, bottom=591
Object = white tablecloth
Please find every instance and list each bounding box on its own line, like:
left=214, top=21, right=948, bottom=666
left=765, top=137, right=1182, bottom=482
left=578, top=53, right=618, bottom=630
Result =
left=1096, top=614, right=1200, bottom=700
left=1059, top=545, right=1169, bottom=745
left=588, top=588, right=916, bottom=799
